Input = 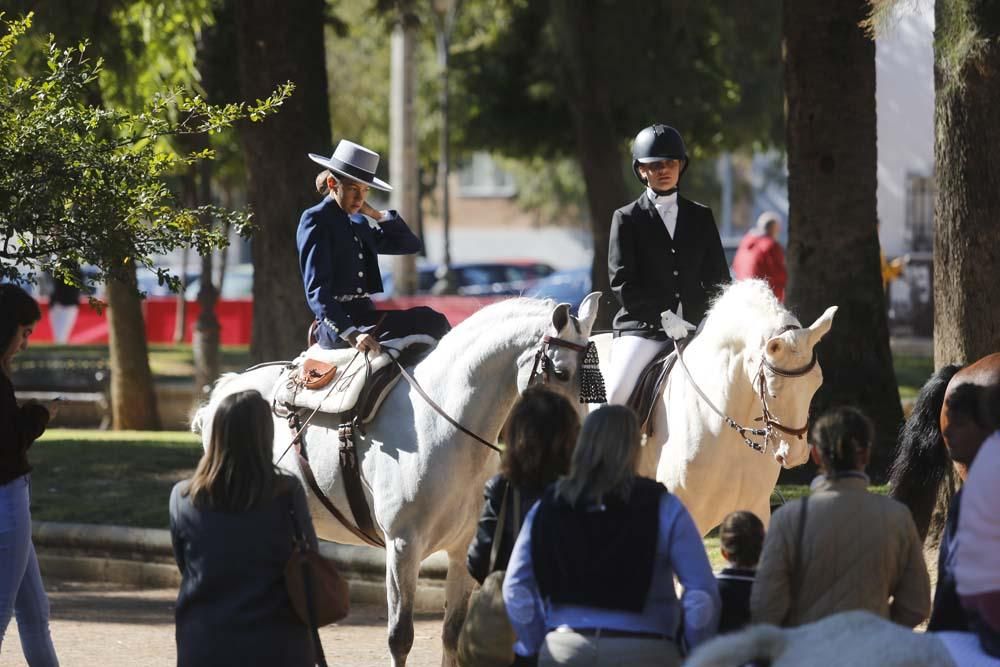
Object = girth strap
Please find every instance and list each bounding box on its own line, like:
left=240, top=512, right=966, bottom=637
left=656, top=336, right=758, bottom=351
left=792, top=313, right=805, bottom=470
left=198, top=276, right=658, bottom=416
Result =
left=337, top=421, right=386, bottom=548
left=289, top=414, right=385, bottom=549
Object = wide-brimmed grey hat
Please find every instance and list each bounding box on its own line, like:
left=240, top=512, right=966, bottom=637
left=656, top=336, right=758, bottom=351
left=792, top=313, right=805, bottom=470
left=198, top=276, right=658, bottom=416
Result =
left=308, top=140, right=392, bottom=192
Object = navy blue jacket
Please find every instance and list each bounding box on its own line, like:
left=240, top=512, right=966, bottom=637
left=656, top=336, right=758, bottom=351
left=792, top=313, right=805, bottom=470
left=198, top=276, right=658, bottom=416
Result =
left=297, top=197, right=422, bottom=341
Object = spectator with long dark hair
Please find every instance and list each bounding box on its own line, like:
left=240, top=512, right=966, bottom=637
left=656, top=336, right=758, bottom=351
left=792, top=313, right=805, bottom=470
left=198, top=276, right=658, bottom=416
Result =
left=503, top=405, right=719, bottom=666
left=170, top=390, right=319, bottom=666
left=751, top=406, right=930, bottom=628
left=0, top=284, right=59, bottom=666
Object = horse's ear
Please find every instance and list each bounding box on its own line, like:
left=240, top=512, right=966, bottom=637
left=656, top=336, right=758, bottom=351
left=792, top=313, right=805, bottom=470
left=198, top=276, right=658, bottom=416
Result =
left=765, top=336, right=787, bottom=359
left=576, top=291, right=602, bottom=334
left=551, top=302, right=572, bottom=332
left=806, top=306, right=838, bottom=348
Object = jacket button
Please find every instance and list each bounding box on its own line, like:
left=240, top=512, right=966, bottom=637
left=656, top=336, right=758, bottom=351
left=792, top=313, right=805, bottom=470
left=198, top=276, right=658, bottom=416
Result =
left=673, top=270, right=679, bottom=276
left=358, top=271, right=364, bottom=277
left=356, top=287, right=363, bottom=293
left=358, top=253, right=363, bottom=259
left=675, top=293, right=680, bottom=298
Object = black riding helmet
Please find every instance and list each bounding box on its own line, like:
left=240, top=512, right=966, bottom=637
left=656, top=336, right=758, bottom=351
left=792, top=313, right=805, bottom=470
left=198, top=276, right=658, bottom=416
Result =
left=631, top=124, right=689, bottom=185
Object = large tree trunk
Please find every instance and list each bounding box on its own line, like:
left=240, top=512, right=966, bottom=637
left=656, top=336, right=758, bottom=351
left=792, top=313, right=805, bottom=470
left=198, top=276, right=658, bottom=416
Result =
left=932, top=2, right=1000, bottom=366
left=783, top=0, right=901, bottom=480
left=235, top=0, right=330, bottom=361
left=193, top=158, right=221, bottom=397
left=107, top=271, right=161, bottom=430
left=390, top=9, right=420, bottom=296
left=549, top=0, right=627, bottom=331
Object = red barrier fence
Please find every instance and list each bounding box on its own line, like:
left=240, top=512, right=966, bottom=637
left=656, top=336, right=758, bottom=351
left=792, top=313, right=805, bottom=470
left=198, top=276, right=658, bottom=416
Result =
left=31, top=296, right=505, bottom=345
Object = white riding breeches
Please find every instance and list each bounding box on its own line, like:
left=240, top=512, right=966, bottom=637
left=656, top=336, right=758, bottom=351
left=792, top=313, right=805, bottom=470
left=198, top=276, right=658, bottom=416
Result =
left=606, top=335, right=672, bottom=406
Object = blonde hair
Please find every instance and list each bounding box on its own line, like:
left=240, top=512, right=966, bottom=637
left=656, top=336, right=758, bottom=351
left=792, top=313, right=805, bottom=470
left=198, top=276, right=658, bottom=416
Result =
left=186, top=390, right=278, bottom=511
left=555, top=405, right=642, bottom=507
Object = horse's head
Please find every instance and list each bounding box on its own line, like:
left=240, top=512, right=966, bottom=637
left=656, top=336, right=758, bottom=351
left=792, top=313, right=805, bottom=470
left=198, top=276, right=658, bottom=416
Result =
left=516, top=292, right=602, bottom=411
left=753, top=305, right=837, bottom=468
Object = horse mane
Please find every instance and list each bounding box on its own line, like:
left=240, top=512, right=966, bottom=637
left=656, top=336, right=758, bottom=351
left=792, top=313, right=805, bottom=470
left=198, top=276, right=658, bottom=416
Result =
left=428, top=296, right=556, bottom=363
left=888, top=363, right=962, bottom=543
left=699, top=280, right=798, bottom=352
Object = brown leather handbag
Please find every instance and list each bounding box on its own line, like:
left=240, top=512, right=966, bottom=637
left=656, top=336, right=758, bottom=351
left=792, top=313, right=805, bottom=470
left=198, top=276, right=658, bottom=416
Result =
left=287, top=498, right=349, bottom=667
left=300, top=359, right=337, bottom=390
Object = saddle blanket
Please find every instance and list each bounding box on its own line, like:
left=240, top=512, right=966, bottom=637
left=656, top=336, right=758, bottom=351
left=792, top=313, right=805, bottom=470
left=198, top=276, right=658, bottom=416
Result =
left=274, top=334, right=437, bottom=419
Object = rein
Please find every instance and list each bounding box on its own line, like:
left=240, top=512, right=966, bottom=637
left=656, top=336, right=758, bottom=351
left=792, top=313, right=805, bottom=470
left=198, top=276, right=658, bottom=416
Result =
left=674, top=329, right=817, bottom=456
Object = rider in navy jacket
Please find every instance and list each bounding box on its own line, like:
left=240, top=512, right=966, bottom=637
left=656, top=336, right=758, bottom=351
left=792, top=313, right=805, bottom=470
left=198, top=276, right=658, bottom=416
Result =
left=299, top=141, right=450, bottom=351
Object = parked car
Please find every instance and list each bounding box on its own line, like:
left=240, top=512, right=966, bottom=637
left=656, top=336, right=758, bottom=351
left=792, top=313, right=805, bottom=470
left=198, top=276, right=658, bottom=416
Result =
left=378, top=260, right=555, bottom=298
left=528, top=267, right=591, bottom=313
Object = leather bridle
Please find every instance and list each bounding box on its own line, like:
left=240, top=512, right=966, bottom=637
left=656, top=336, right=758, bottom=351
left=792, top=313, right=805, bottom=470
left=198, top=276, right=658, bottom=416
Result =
left=675, top=326, right=818, bottom=456
left=527, top=335, right=589, bottom=386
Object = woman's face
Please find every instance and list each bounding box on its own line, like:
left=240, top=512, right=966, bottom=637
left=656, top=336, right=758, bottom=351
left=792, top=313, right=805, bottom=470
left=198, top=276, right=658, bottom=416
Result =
left=638, top=159, right=682, bottom=192
left=4, top=323, right=34, bottom=363
left=331, top=176, right=370, bottom=215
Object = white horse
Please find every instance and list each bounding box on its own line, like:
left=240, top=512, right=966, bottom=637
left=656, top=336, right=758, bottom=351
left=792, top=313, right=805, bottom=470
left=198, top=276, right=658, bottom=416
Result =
left=595, top=279, right=837, bottom=535
left=685, top=610, right=974, bottom=667
left=193, top=294, right=601, bottom=667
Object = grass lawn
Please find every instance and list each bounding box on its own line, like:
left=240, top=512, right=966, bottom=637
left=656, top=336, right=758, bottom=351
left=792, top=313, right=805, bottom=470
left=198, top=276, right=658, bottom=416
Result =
left=895, top=354, right=935, bottom=401
left=30, top=429, right=202, bottom=529
left=17, top=344, right=252, bottom=380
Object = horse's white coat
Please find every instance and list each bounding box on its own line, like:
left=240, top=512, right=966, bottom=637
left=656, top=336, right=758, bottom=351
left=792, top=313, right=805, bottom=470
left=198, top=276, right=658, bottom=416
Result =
left=193, top=293, right=601, bottom=667
left=595, top=280, right=836, bottom=535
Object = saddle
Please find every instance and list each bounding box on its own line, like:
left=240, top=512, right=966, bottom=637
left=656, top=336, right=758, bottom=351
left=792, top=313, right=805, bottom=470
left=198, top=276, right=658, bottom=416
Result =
left=626, top=341, right=683, bottom=437
left=274, top=334, right=437, bottom=423
left=276, top=334, right=437, bottom=551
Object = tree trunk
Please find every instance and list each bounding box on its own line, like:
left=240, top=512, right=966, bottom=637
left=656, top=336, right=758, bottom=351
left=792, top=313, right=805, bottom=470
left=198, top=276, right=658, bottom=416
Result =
left=783, top=0, right=901, bottom=480
left=390, top=9, right=420, bottom=296
left=932, top=2, right=1000, bottom=367
left=107, top=270, right=161, bottom=430
left=549, top=0, right=627, bottom=331
left=234, top=0, right=330, bottom=361
left=193, top=158, right=221, bottom=397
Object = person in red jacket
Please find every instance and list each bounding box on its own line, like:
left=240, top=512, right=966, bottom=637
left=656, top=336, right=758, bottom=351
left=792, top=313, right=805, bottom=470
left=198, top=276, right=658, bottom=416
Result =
left=732, top=212, right=787, bottom=302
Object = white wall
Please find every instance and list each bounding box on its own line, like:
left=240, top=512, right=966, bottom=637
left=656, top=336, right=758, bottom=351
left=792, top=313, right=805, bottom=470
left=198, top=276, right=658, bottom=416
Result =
left=875, top=0, right=935, bottom=257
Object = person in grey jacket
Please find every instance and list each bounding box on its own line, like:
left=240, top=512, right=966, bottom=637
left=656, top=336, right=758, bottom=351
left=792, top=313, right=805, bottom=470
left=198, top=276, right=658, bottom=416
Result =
left=169, top=390, right=319, bottom=667
left=751, top=407, right=930, bottom=628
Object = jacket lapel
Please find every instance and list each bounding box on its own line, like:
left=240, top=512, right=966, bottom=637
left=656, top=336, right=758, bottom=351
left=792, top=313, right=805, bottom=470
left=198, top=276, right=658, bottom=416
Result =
left=636, top=193, right=675, bottom=248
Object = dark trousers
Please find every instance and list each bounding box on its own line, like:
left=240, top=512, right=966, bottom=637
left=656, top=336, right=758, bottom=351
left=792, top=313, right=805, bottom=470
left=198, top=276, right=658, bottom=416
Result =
left=316, top=300, right=451, bottom=350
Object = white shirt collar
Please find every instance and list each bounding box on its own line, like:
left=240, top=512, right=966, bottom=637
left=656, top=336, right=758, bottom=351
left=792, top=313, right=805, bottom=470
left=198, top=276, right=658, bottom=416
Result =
left=646, top=187, right=678, bottom=206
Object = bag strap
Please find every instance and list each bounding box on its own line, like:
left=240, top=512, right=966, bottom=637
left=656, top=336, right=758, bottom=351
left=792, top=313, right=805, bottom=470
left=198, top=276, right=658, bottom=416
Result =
left=288, top=494, right=329, bottom=667
left=487, top=480, right=510, bottom=573
left=512, top=487, right=521, bottom=537
left=784, top=495, right=809, bottom=626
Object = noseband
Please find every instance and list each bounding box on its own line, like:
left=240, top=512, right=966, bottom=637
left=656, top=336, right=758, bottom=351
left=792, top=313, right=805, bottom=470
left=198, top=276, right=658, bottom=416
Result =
left=527, top=335, right=588, bottom=385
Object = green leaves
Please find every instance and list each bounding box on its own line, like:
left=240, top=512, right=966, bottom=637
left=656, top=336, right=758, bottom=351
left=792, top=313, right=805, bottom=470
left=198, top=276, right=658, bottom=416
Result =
left=0, top=15, right=288, bottom=292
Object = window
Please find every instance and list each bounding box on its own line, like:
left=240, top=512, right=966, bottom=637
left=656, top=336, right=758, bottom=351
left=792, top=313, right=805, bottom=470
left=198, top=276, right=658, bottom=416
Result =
left=904, top=173, right=934, bottom=252
left=457, top=152, right=517, bottom=198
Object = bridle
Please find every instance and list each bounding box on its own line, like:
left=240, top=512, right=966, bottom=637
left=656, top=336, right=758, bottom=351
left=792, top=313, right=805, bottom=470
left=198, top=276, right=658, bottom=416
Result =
left=675, top=325, right=817, bottom=456
left=527, top=335, right=589, bottom=386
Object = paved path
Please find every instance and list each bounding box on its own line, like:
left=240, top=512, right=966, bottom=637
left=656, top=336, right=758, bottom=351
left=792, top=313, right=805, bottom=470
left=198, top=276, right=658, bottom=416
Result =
left=0, top=581, right=444, bottom=667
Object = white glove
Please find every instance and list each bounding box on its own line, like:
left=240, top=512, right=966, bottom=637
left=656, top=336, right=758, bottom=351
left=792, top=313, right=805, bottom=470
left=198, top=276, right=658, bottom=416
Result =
left=661, top=309, right=696, bottom=340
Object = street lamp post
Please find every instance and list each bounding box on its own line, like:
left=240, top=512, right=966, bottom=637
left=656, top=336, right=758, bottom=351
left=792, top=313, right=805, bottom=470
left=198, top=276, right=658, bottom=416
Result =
left=433, top=0, right=459, bottom=292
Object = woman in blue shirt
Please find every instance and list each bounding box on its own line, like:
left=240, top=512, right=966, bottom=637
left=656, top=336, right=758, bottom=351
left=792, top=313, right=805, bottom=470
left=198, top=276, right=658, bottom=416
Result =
left=502, top=405, right=719, bottom=666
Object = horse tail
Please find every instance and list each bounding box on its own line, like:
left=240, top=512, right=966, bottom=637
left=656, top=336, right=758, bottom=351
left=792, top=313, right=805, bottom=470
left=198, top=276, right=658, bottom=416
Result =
left=685, top=624, right=787, bottom=666
left=888, top=363, right=962, bottom=543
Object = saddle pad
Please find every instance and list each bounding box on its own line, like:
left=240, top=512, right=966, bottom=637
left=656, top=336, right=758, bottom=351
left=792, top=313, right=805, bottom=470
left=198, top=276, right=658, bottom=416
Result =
left=274, top=334, right=437, bottom=417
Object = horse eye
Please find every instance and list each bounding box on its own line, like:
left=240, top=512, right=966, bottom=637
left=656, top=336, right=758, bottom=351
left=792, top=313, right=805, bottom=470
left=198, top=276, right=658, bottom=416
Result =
left=553, top=368, right=570, bottom=381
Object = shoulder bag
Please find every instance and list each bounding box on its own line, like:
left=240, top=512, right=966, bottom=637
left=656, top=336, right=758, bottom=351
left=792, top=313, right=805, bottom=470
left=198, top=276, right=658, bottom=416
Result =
left=287, top=496, right=350, bottom=666
left=457, top=481, right=521, bottom=667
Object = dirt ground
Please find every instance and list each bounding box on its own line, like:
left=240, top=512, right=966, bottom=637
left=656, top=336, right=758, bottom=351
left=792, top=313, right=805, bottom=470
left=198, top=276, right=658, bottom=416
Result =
left=0, top=581, right=444, bottom=667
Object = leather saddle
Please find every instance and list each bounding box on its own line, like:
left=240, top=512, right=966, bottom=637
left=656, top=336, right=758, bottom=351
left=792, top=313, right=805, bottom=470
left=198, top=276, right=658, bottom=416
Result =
left=626, top=343, right=680, bottom=437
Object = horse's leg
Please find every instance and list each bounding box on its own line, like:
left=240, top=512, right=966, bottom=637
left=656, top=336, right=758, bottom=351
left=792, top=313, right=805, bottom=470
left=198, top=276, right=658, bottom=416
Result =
left=440, top=550, right=475, bottom=667
left=386, top=536, right=421, bottom=667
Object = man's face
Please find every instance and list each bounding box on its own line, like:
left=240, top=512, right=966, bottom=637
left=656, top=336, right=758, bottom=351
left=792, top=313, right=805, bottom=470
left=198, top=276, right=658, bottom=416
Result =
left=331, top=176, right=370, bottom=214
left=638, top=159, right=682, bottom=192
